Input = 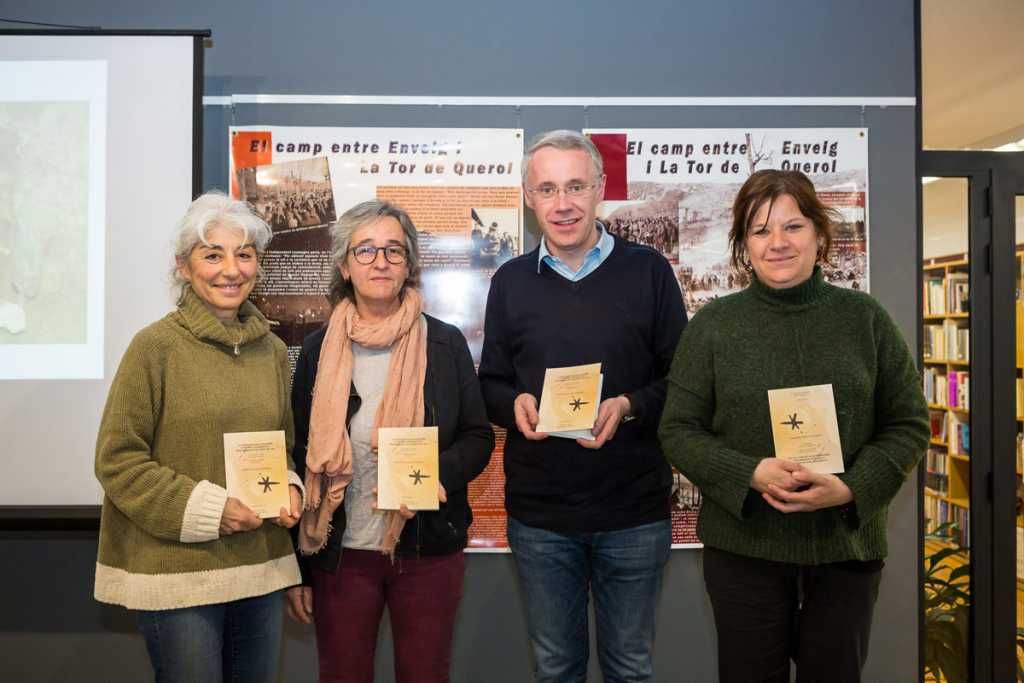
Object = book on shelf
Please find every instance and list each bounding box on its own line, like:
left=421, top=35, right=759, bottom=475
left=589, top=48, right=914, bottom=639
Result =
left=925, top=471, right=949, bottom=496
left=926, top=495, right=971, bottom=548
left=925, top=496, right=946, bottom=533
left=949, top=412, right=970, bottom=455
left=947, top=370, right=969, bottom=409
left=923, top=324, right=946, bottom=360
left=943, top=319, right=970, bottom=361
left=953, top=505, right=970, bottom=548
left=929, top=409, right=948, bottom=442
left=946, top=272, right=969, bottom=314
left=926, top=447, right=948, bottom=475
left=923, top=367, right=948, bottom=406
left=924, top=277, right=945, bottom=315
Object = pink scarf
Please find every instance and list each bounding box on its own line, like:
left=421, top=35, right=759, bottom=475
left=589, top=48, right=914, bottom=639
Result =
left=299, top=289, right=427, bottom=558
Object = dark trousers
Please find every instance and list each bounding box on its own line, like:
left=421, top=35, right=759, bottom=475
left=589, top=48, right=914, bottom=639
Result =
left=702, top=547, right=883, bottom=683
left=312, top=548, right=466, bottom=683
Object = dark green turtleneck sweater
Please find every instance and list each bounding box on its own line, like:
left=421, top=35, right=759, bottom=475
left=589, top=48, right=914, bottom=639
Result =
left=658, top=268, right=928, bottom=564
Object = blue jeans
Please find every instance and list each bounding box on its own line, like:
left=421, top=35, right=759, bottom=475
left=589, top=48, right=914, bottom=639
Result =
left=135, top=591, right=283, bottom=683
left=507, top=517, right=671, bottom=683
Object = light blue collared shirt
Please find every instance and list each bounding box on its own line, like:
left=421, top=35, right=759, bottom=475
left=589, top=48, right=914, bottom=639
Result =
left=537, top=222, right=615, bottom=282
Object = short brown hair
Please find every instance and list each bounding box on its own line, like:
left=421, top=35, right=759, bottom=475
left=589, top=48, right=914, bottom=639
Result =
left=728, top=170, right=840, bottom=272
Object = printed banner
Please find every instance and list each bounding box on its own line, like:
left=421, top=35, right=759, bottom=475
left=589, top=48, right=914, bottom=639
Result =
left=587, top=128, right=869, bottom=315
left=229, top=126, right=524, bottom=368
left=587, top=128, right=870, bottom=548
left=229, top=126, right=523, bottom=550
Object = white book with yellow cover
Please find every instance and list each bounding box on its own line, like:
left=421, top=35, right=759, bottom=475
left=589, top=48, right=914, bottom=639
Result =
left=223, top=430, right=290, bottom=518
left=377, top=426, right=440, bottom=511
left=536, top=363, right=603, bottom=440
left=767, top=384, right=845, bottom=474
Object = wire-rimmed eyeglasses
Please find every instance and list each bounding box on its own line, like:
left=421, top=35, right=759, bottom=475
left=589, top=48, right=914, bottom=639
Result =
left=525, top=182, right=599, bottom=201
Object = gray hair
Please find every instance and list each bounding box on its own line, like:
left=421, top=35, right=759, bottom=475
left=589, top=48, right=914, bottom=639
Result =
left=521, top=129, right=604, bottom=185
left=327, top=200, right=421, bottom=305
left=171, top=190, right=273, bottom=296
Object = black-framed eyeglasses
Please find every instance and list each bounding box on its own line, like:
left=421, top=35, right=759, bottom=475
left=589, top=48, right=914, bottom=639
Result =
left=349, top=244, right=408, bottom=265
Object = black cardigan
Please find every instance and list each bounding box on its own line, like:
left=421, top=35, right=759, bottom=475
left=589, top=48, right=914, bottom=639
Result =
left=291, top=313, right=495, bottom=578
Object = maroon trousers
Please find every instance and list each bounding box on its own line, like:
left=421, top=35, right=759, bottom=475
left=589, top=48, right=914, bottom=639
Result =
left=312, top=548, right=466, bottom=683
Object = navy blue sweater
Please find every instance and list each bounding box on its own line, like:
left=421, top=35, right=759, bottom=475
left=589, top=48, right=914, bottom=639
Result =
left=479, top=235, right=687, bottom=532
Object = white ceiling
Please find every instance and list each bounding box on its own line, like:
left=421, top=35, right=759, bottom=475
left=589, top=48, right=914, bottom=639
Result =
left=921, top=1, right=1024, bottom=256
left=922, top=0, right=1024, bottom=149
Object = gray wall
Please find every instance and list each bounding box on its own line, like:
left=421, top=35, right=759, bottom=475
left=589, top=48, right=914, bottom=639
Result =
left=0, top=1, right=919, bottom=681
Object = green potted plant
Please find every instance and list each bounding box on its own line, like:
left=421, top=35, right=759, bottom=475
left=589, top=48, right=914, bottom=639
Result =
left=923, top=521, right=969, bottom=683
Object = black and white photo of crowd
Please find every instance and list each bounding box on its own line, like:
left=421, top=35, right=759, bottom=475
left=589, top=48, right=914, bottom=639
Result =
left=236, top=157, right=336, bottom=232
left=599, top=200, right=679, bottom=262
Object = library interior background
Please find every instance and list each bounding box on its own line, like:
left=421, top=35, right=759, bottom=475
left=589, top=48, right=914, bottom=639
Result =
left=920, top=2, right=1024, bottom=680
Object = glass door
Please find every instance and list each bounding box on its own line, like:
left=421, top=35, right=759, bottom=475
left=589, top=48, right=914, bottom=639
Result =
left=921, top=175, right=972, bottom=683
left=919, top=152, right=1024, bottom=683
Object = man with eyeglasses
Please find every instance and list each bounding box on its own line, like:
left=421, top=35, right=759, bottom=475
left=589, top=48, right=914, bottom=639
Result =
left=479, top=130, right=687, bottom=682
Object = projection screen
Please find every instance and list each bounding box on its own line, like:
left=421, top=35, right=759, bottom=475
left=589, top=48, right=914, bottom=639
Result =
left=0, top=31, right=205, bottom=515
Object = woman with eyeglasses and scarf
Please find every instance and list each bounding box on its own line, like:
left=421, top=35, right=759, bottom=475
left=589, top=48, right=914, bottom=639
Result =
left=286, top=200, right=493, bottom=683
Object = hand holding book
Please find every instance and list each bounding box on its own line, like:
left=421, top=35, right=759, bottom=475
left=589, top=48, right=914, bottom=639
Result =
left=536, top=363, right=603, bottom=440
left=373, top=482, right=448, bottom=520
left=751, top=457, right=854, bottom=513
left=513, top=393, right=548, bottom=441
left=576, top=395, right=632, bottom=450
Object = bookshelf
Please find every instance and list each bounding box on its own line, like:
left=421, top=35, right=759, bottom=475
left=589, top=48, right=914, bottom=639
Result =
left=923, top=249, right=1024, bottom=587
left=922, top=254, right=971, bottom=548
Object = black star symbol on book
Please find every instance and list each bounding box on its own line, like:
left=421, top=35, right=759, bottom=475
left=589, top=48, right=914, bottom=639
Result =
left=409, top=469, right=430, bottom=485
left=258, top=475, right=279, bottom=493
left=781, top=413, right=804, bottom=430
left=569, top=397, right=589, bottom=412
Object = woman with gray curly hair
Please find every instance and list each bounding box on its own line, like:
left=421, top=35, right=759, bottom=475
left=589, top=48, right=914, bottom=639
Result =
left=286, top=199, right=494, bottom=682
left=94, top=190, right=303, bottom=683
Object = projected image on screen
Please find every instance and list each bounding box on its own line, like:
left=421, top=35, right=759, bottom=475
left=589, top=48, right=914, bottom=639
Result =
left=0, top=59, right=106, bottom=380
left=0, top=35, right=199, bottom=509
left=0, top=101, right=89, bottom=343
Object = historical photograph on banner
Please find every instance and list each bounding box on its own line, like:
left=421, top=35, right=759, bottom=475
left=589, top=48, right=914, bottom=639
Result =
left=236, top=157, right=337, bottom=231
left=586, top=128, right=870, bottom=548
left=229, top=125, right=523, bottom=550
left=587, top=128, right=869, bottom=315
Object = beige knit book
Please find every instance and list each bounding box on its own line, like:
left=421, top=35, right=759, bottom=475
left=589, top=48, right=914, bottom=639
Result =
left=223, top=430, right=290, bottom=518
left=767, top=384, right=845, bottom=474
left=377, top=427, right=440, bottom=511
left=535, top=363, right=603, bottom=438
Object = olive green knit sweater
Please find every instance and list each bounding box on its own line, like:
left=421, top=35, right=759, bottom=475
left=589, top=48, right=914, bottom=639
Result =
left=659, top=269, right=928, bottom=564
left=94, top=289, right=301, bottom=610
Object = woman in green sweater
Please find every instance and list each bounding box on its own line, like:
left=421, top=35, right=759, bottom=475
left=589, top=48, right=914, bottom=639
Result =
left=659, top=170, right=928, bottom=683
left=94, top=192, right=303, bottom=683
